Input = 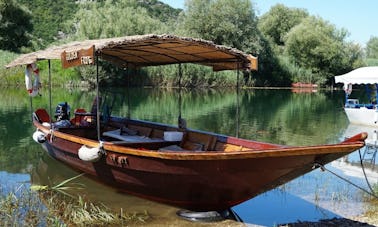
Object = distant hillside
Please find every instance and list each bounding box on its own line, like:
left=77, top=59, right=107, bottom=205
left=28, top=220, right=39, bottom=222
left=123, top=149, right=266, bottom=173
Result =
left=136, top=0, right=182, bottom=22
left=15, top=0, right=181, bottom=48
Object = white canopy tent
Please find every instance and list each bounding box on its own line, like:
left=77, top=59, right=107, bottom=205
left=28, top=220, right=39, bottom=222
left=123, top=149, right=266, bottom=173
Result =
left=335, top=66, right=378, bottom=85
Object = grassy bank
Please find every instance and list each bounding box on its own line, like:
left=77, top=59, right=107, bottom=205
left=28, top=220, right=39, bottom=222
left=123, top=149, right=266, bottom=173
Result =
left=0, top=177, right=149, bottom=226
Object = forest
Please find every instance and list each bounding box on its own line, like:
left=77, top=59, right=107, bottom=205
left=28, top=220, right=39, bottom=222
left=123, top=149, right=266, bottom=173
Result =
left=1, top=0, right=378, bottom=87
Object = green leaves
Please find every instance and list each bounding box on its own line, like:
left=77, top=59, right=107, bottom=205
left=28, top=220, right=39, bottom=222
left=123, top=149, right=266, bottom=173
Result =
left=259, top=4, right=365, bottom=85
left=0, top=0, right=32, bottom=52
left=366, top=37, right=378, bottom=59
left=259, top=4, right=309, bottom=46
left=71, top=0, right=168, bottom=39
left=284, top=16, right=360, bottom=80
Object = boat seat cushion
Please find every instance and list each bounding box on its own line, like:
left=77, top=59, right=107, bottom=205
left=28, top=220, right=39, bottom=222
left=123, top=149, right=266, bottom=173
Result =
left=180, top=131, right=217, bottom=151
left=128, top=125, right=152, bottom=137
left=158, top=145, right=184, bottom=151
left=33, top=108, right=51, bottom=123
left=181, top=141, right=204, bottom=151
left=158, top=144, right=204, bottom=152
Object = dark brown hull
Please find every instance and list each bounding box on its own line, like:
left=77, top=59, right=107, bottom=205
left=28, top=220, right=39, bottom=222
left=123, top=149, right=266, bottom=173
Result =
left=35, top=120, right=366, bottom=211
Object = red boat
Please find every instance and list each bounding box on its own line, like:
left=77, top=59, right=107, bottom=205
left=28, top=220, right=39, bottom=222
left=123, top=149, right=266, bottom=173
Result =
left=6, top=34, right=366, bottom=212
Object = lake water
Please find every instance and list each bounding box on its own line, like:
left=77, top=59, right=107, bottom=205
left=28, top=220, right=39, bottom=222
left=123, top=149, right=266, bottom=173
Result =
left=0, top=87, right=377, bottom=226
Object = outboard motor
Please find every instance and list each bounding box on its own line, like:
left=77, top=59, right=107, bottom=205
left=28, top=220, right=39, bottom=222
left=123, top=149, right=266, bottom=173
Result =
left=54, top=102, right=70, bottom=121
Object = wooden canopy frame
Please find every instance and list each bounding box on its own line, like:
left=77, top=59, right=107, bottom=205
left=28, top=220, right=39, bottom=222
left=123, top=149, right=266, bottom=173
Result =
left=6, top=34, right=257, bottom=71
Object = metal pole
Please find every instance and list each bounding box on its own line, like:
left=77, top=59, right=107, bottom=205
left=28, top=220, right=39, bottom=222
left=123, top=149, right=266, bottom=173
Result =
left=236, top=63, right=240, bottom=138
left=48, top=60, right=52, bottom=126
left=96, top=56, right=101, bottom=141
left=126, top=64, right=130, bottom=119
left=178, top=64, right=184, bottom=128
left=178, top=63, right=182, bottom=120
left=29, top=96, right=33, bottom=122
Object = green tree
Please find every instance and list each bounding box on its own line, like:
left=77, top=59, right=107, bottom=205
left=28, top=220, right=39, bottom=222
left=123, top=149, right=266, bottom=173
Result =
left=258, top=4, right=309, bottom=46
left=177, top=0, right=287, bottom=86
left=366, top=36, right=378, bottom=59
left=284, top=16, right=361, bottom=84
left=69, top=0, right=167, bottom=39
left=0, top=0, right=32, bottom=52
left=179, top=0, right=259, bottom=52
left=16, top=0, right=78, bottom=49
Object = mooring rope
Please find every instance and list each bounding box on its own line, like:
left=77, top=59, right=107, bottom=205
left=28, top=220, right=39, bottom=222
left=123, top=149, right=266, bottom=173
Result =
left=313, top=159, right=378, bottom=200
left=358, top=149, right=376, bottom=196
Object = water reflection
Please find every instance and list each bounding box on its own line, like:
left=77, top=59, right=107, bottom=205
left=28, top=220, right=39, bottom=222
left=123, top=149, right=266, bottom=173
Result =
left=1, top=87, right=376, bottom=226
left=31, top=152, right=238, bottom=226
left=234, top=190, right=340, bottom=226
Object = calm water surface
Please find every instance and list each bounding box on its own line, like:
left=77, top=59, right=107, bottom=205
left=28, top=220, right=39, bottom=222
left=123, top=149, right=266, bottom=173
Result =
left=0, top=87, right=377, bottom=226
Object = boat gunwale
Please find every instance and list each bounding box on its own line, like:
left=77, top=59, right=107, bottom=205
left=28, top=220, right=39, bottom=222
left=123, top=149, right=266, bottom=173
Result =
left=34, top=120, right=367, bottom=161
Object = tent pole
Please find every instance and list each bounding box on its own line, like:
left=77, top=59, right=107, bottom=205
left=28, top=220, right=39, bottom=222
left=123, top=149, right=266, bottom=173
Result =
left=48, top=60, right=52, bottom=126
left=29, top=96, right=33, bottom=122
left=126, top=63, right=131, bottom=119
left=178, top=63, right=184, bottom=129
left=236, top=63, right=240, bottom=138
left=96, top=56, right=101, bottom=141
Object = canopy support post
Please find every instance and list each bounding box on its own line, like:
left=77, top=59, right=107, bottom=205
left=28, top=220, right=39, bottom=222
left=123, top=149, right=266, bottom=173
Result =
left=29, top=96, right=33, bottom=122
left=178, top=64, right=186, bottom=129
left=236, top=63, right=240, bottom=138
left=126, top=63, right=131, bottom=119
left=48, top=60, right=52, bottom=126
left=365, top=85, right=372, bottom=103
left=96, top=55, right=101, bottom=141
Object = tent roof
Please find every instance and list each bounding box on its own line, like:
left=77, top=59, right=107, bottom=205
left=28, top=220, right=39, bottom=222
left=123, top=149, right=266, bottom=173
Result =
left=334, top=66, right=378, bottom=85
left=5, top=34, right=257, bottom=71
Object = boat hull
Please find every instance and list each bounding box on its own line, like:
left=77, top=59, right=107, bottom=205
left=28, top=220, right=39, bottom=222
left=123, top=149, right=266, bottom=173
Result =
left=38, top=123, right=366, bottom=211
left=344, top=107, right=378, bottom=126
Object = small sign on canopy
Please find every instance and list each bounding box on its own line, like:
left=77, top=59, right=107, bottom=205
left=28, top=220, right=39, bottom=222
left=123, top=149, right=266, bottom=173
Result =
left=61, top=45, right=95, bottom=69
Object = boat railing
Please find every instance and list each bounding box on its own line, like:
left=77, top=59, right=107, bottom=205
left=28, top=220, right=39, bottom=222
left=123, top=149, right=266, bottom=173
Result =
left=345, top=98, right=378, bottom=109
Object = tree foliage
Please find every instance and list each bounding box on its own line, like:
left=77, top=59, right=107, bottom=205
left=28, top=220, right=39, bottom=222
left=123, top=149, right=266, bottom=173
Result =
left=16, top=0, right=78, bottom=49
left=258, top=4, right=308, bottom=46
left=69, top=0, right=168, bottom=39
left=366, top=36, right=378, bottom=59
left=179, top=0, right=259, bottom=52
left=284, top=16, right=363, bottom=84
left=0, top=0, right=369, bottom=87
left=177, top=0, right=286, bottom=86
left=0, top=0, right=32, bottom=52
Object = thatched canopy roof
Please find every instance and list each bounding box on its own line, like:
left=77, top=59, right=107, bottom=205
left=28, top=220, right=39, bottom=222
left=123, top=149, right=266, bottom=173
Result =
left=6, top=34, right=257, bottom=71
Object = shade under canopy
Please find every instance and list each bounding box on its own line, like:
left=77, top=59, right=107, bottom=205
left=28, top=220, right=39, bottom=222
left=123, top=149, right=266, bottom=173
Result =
left=334, top=67, right=378, bottom=85
left=6, top=34, right=257, bottom=71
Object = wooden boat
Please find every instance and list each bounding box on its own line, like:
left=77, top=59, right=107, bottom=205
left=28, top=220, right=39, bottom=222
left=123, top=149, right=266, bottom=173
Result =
left=335, top=67, right=378, bottom=126
left=7, top=34, right=367, bottom=212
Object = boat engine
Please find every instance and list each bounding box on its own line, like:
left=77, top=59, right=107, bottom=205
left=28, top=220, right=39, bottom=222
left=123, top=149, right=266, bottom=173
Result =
left=54, top=102, right=70, bottom=121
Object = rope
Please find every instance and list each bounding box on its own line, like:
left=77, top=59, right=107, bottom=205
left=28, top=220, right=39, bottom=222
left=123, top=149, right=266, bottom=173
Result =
left=358, top=149, right=376, bottom=195
left=313, top=161, right=378, bottom=200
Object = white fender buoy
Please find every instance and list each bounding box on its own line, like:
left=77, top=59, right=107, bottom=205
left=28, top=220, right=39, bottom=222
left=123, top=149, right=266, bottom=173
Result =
left=33, top=130, right=46, bottom=143
left=78, top=144, right=103, bottom=162
left=42, top=122, right=51, bottom=127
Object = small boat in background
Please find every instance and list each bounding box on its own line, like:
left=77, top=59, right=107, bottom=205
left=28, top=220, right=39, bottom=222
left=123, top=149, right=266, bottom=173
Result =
left=6, top=34, right=367, bottom=213
left=291, top=82, right=318, bottom=88
left=335, top=66, right=378, bottom=126
left=291, top=82, right=318, bottom=93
